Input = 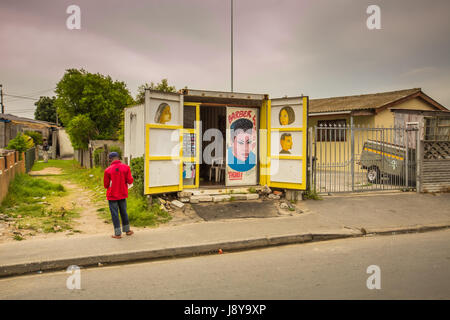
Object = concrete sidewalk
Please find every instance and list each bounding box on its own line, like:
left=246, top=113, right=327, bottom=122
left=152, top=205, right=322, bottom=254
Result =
left=1, top=192, right=449, bottom=277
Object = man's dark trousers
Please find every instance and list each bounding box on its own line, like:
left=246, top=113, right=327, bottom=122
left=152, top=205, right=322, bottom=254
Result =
left=108, top=199, right=130, bottom=236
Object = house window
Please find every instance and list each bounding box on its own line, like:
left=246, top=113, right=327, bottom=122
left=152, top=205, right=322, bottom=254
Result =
left=425, top=116, right=450, bottom=141
left=317, top=119, right=347, bottom=141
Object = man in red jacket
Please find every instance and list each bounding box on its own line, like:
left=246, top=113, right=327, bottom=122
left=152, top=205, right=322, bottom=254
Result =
left=104, top=152, right=134, bottom=239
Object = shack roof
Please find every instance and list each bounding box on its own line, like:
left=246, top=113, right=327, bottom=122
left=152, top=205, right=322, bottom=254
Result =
left=309, top=88, right=447, bottom=114
left=0, top=113, right=59, bottom=128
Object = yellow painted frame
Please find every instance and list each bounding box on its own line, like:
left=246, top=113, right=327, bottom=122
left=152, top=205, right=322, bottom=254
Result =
left=182, top=103, right=200, bottom=189
left=145, top=123, right=183, bottom=195
left=259, top=99, right=269, bottom=186
left=267, top=96, right=308, bottom=190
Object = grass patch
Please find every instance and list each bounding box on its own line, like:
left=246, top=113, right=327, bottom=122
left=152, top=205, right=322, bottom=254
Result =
left=1, top=174, right=65, bottom=208
left=127, top=198, right=171, bottom=227
left=31, top=159, right=79, bottom=173
left=303, top=189, right=322, bottom=200
left=13, top=234, right=24, bottom=241
left=30, top=159, right=172, bottom=228
left=1, top=173, right=79, bottom=239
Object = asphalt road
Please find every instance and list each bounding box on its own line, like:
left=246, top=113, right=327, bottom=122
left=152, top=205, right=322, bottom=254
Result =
left=0, top=230, right=449, bottom=299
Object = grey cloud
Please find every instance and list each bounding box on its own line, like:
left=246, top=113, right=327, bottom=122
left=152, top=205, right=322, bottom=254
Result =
left=0, top=0, right=449, bottom=119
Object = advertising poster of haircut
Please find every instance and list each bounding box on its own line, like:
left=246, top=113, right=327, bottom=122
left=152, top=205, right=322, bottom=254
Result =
left=226, top=107, right=258, bottom=186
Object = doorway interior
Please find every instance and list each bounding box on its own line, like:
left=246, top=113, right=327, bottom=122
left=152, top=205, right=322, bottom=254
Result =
left=200, top=105, right=226, bottom=187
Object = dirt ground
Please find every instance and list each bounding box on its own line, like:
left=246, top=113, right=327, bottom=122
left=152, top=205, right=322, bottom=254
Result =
left=0, top=169, right=113, bottom=243
left=0, top=167, right=206, bottom=243
left=28, top=167, right=63, bottom=175
left=0, top=167, right=304, bottom=243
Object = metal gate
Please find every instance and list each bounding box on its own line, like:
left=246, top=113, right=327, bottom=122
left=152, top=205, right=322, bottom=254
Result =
left=309, top=124, right=418, bottom=193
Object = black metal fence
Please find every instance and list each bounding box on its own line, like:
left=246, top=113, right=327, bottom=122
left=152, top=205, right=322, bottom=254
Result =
left=309, top=125, right=418, bottom=193
left=25, top=147, right=36, bottom=172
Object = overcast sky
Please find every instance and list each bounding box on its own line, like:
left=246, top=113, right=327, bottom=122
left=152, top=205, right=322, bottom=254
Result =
left=1, top=0, right=449, bottom=118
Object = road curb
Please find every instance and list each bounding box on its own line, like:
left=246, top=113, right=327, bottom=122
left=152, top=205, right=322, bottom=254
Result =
left=364, top=223, right=450, bottom=236
left=0, top=232, right=358, bottom=278
left=1, top=224, right=449, bottom=278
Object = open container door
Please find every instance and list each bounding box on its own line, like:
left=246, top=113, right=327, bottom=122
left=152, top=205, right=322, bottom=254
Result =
left=182, top=103, right=200, bottom=189
left=144, top=90, right=184, bottom=195
left=267, top=96, right=308, bottom=190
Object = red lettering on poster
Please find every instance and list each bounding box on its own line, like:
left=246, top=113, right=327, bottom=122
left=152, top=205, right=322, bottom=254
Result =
left=228, top=171, right=243, bottom=180
left=228, top=110, right=253, bottom=124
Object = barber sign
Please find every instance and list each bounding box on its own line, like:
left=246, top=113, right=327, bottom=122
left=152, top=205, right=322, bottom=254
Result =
left=226, top=107, right=258, bottom=186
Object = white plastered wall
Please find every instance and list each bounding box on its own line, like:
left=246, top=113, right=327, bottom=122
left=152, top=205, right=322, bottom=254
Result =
left=124, top=104, right=145, bottom=164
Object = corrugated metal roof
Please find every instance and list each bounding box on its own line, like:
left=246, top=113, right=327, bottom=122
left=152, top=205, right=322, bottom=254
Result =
left=0, top=113, right=58, bottom=127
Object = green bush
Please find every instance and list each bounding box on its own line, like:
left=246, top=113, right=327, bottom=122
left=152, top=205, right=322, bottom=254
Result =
left=24, top=131, right=43, bottom=145
left=6, top=133, right=30, bottom=159
left=109, top=145, right=122, bottom=159
left=130, top=157, right=144, bottom=197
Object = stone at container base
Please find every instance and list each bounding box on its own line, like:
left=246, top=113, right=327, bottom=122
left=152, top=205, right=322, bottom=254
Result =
left=280, top=201, right=295, bottom=210
left=246, top=193, right=259, bottom=200
left=280, top=202, right=289, bottom=210
left=232, top=194, right=247, bottom=200
left=190, top=195, right=213, bottom=203
left=213, top=195, right=231, bottom=202
left=268, top=194, right=280, bottom=200
left=190, top=198, right=199, bottom=204
left=178, top=191, right=193, bottom=198
left=261, top=185, right=271, bottom=194
left=285, top=190, right=303, bottom=202
left=179, top=198, right=190, bottom=203
left=171, top=200, right=184, bottom=208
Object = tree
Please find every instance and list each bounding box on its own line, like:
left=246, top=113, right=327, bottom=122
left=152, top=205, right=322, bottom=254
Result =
left=34, top=96, right=57, bottom=123
left=24, top=130, right=43, bottom=145
left=135, top=79, right=176, bottom=104
left=7, top=133, right=33, bottom=159
left=54, top=69, right=134, bottom=147
left=65, top=114, right=97, bottom=150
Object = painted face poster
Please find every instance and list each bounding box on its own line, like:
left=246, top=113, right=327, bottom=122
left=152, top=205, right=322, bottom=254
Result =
left=226, top=107, right=258, bottom=186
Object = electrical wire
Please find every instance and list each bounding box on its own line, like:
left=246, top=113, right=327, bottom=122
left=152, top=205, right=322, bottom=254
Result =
left=4, top=94, right=39, bottom=101
left=3, top=88, right=55, bottom=102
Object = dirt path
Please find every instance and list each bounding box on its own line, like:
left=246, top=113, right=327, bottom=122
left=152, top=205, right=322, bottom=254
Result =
left=58, top=180, right=113, bottom=235
left=0, top=166, right=201, bottom=243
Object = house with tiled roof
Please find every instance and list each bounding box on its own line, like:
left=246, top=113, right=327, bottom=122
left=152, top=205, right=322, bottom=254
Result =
left=308, top=88, right=448, bottom=129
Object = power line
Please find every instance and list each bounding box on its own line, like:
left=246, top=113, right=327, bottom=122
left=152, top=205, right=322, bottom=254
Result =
left=5, top=108, right=36, bottom=112
left=4, top=94, right=39, bottom=101
left=3, top=88, right=55, bottom=102
left=8, top=88, right=55, bottom=97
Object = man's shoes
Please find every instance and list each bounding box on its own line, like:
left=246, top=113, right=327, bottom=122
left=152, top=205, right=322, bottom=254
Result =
left=111, top=235, right=122, bottom=239
left=126, top=230, right=134, bottom=236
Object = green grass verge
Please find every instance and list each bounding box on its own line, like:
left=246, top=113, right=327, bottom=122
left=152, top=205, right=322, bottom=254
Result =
left=30, top=159, right=172, bottom=228
left=1, top=173, right=79, bottom=238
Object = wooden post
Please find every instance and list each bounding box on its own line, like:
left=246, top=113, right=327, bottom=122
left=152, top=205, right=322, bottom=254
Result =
left=416, top=139, right=422, bottom=193
left=103, top=144, right=109, bottom=168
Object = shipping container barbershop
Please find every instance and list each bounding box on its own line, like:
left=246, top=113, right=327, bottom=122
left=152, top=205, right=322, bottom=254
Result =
left=124, top=89, right=308, bottom=195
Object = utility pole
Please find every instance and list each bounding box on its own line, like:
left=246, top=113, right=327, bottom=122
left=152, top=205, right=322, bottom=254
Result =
left=0, top=84, right=4, bottom=114
left=231, top=0, right=234, bottom=92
